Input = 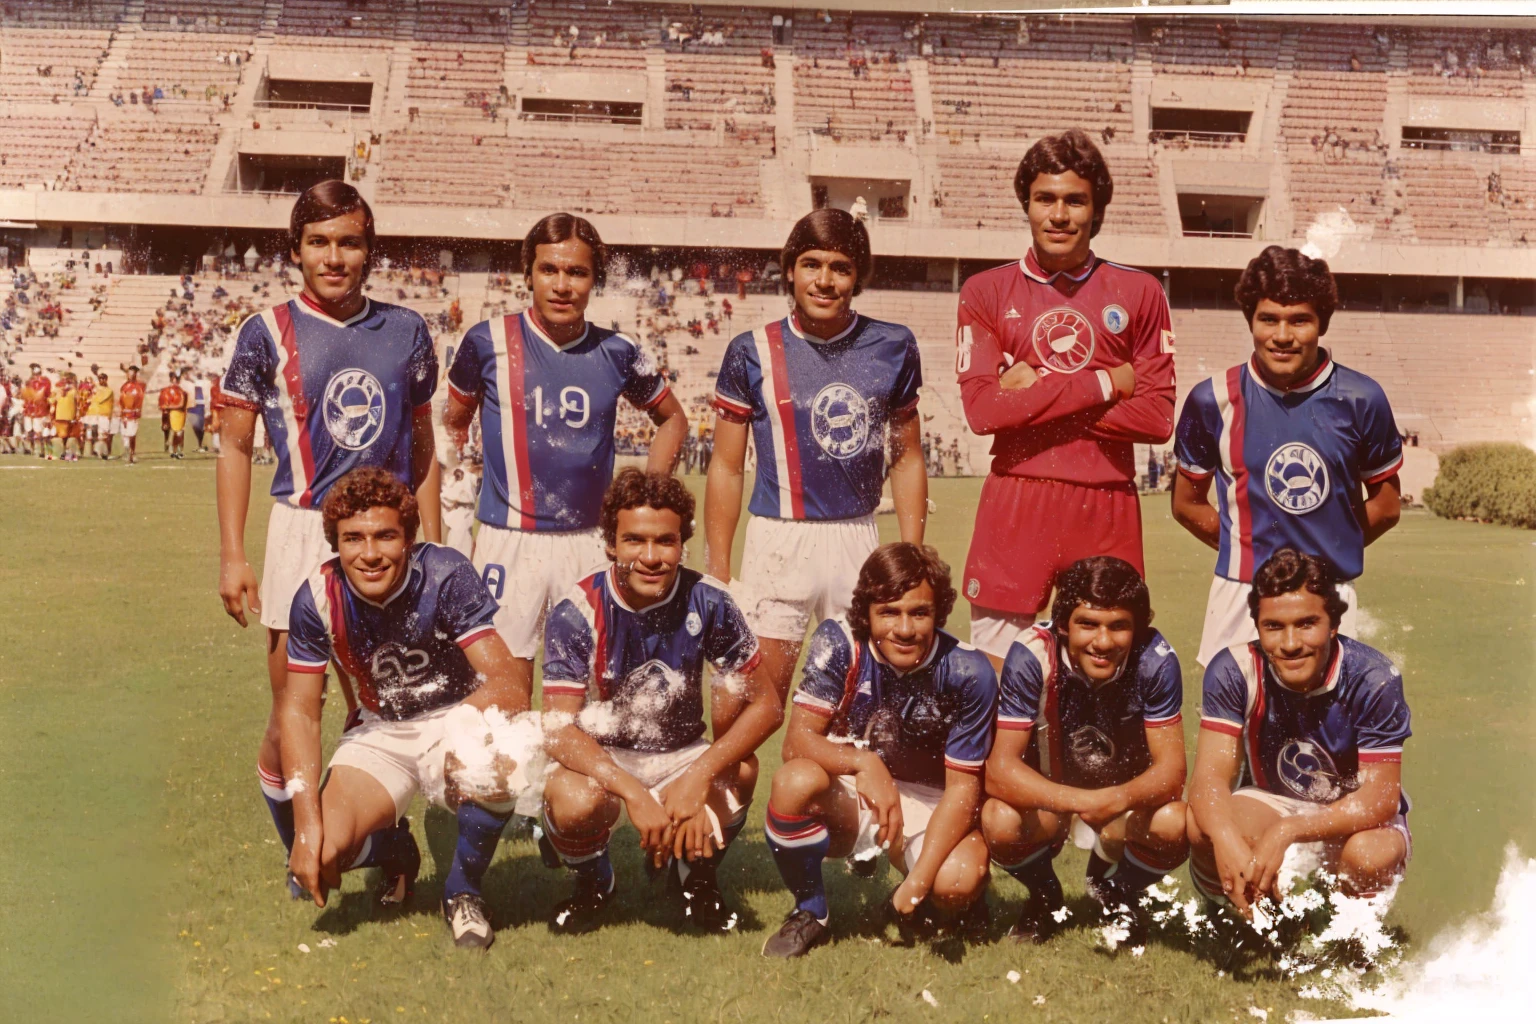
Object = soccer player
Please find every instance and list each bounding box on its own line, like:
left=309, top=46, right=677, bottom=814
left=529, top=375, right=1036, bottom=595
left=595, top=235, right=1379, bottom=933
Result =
left=539, top=470, right=776, bottom=933
left=186, top=373, right=209, bottom=453
left=440, top=458, right=479, bottom=557
left=1172, top=246, right=1403, bottom=666
left=118, top=365, right=146, bottom=465
left=1187, top=548, right=1411, bottom=913
left=280, top=468, right=530, bottom=949
left=706, top=208, right=927, bottom=721
left=982, top=557, right=1187, bottom=946
left=0, top=373, right=13, bottom=455
left=83, top=370, right=114, bottom=459
left=761, top=544, right=995, bottom=958
left=442, top=212, right=687, bottom=708
left=956, top=129, right=1174, bottom=670
left=53, top=372, right=79, bottom=461
left=22, top=363, right=50, bottom=458
left=215, top=180, right=441, bottom=891
left=159, top=370, right=188, bottom=460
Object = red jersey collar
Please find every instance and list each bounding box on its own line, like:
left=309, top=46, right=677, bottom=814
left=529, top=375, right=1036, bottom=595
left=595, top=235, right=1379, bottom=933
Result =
left=297, top=291, right=371, bottom=327
left=1247, top=349, right=1334, bottom=397
left=1021, top=247, right=1098, bottom=286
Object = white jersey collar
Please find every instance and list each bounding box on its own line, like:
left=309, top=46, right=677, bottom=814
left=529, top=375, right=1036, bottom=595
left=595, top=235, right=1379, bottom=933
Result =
left=1020, top=247, right=1097, bottom=286
left=606, top=564, right=682, bottom=614
left=1246, top=349, right=1335, bottom=397
left=296, top=292, right=371, bottom=328
left=342, top=547, right=420, bottom=609
left=786, top=307, right=859, bottom=345
left=523, top=308, right=590, bottom=352
left=865, top=632, right=943, bottom=675
left=1269, top=639, right=1345, bottom=698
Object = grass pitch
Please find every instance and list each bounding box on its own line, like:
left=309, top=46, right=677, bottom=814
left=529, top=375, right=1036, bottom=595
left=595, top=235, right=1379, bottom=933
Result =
left=2, top=445, right=1533, bottom=1023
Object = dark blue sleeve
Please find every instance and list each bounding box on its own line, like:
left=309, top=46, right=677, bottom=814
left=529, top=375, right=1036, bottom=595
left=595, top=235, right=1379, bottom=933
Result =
left=891, top=331, right=922, bottom=416
left=702, top=585, right=761, bottom=675
left=1141, top=634, right=1185, bottom=726
left=792, top=619, right=852, bottom=718
left=220, top=314, right=276, bottom=409
left=446, top=323, right=487, bottom=400
left=285, top=583, right=331, bottom=672
left=541, top=599, right=594, bottom=697
left=711, top=332, right=756, bottom=422
left=997, top=640, right=1044, bottom=732
left=943, top=648, right=997, bottom=774
left=620, top=337, right=669, bottom=410
left=1354, top=662, right=1411, bottom=761
left=1174, top=380, right=1220, bottom=478
left=435, top=551, right=500, bottom=647
left=408, top=314, right=439, bottom=410
left=1357, top=380, right=1404, bottom=484
left=1199, top=648, right=1249, bottom=737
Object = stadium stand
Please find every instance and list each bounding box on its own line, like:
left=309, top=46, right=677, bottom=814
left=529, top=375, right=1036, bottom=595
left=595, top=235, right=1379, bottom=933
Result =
left=935, top=146, right=1166, bottom=235
left=0, top=5, right=117, bottom=103
left=1404, top=26, right=1530, bottom=99
left=525, top=0, right=652, bottom=69
left=63, top=118, right=221, bottom=194
left=794, top=14, right=918, bottom=140
left=277, top=0, right=399, bottom=45
left=0, top=114, right=96, bottom=191
left=1141, top=17, right=1282, bottom=74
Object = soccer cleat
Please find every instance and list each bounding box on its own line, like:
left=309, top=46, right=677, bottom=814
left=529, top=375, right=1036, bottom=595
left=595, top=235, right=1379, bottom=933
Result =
left=761, top=909, right=831, bottom=958
left=1094, top=881, right=1150, bottom=950
left=953, top=894, right=992, bottom=943
left=535, top=827, right=562, bottom=870
left=376, top=819, right=421, bottom=909
left=549, top=871, right=614, bottom=934
left=679, top=865, right=738, bottom=933
left=1007, top=888, right=1067, bottom=944
left=442, top=893, right=494, bottom=950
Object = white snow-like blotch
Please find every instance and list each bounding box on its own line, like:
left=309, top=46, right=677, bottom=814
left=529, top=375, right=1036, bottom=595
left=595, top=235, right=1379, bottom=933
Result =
left=1032, top=995, right=1046, bottom=1006
left=297, top=943, right=310, bottom=954
left=920, top=990, right=938, bottom=1008
left=1006, top=970, right=1021, bottom=984
left=421, top=704, right=549, bottom=812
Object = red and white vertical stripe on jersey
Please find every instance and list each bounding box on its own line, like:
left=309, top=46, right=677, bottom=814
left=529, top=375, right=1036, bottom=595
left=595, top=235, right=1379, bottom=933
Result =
left=754, top=321, right=805, bottom=519
left=266, top=303, right=317, bottom=509
left=489, top=314, right=538, bottom=531
left=323, top=564, right=379, bottom=714
left=1238, top=643, right=1269, bottom=791
left=1214, top=365, right=1254, bottom=581
left=1030, top=625, right=1065, bottom=782
left=582, top=574, right=611, bottom=702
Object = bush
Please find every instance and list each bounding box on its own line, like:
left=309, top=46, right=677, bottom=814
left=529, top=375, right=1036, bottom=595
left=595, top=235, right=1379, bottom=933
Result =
left=1423, top=442, right=1536, bottom=528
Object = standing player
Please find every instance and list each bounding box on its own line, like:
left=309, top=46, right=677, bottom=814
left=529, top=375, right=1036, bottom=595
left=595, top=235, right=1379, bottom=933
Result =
left=186, top=373, right=209, bottom=453
left=706, top=208, right=927, bottom=721
left=118, top=364, right=146, bottom=465
left=443, top=212, right=687, bottom=706
left=215, top=180, right=441, bottom=890
left=956, top=129, right=1174, bottom=669
left=761, top=544, right=995, bottom=958
left=22, top=363, right=51, bottom=458
left=0, top=373, right=13, bottom=455
left=1187, top=549, right=1411, bottom=912
left=982, top=557, right=1187, bottom=946
left=83, top=370, right=114, bottom=459
left=539, top=470, right=778, bottom=933
left=1172, top=246, right=1402, bottom=666
left=159, top=370, right=188, bottom=460
left=53, top=372, right=79, bottom=461
left=280, top=468, right=530, bottom=949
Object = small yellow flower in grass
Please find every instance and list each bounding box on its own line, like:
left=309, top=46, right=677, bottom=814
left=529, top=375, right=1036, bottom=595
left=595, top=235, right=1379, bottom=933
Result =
left=178, top=930, right=190, bottom=938
left=643, top=960, right=654, bottom=966
left=193, top=941, right=202, bottom=947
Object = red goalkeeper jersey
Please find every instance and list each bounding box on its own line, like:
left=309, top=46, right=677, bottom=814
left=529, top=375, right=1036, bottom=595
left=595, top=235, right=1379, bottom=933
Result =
left=956, top=249, right=1176, bottom=486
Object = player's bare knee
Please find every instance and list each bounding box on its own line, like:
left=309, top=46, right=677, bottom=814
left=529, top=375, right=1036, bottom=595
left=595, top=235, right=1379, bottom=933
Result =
left=769, top=758, right=829, bottom=811
left=1149, top=800, right=1190, bottom=848
left=980, top=797, right=1023, bottom=845
left=1339, top=830, right=1406, bottom=881
left=544, top=769, right=609, bottom=829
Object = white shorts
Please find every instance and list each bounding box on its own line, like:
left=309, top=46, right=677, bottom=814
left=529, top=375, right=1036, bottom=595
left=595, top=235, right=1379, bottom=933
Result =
left=1198, top=576, right=1358, bottom=667
left=260, top=503, right=333, bottom=631
left=329, top=705, right=455, bottom=822
left=121, top=417, right=140, bottom=438
left=836, top=775, right=945, bottom=875
left=605, top=739, right=742, bottom=837
left=472, top=523, right=605, bottom=659
left=442, top=506, right=475, bottom=558
left=24, top=415, right=47, bottom=433
left=969, top=607, right=1038, bottom=660
left=108, top=416, right=121, bottom=435
left=1233, top=786, right=1411, bottom=867
left=731, top=514, right=879, bottom=642
left=82, top=414, right=109, bottom=431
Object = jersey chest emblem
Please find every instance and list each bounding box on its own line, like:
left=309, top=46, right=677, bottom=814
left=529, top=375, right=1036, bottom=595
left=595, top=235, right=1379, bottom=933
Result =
left=1101, top=304, right=1129, bottom=334
left=1068, top=724, right=1116, bottom=768
left=810, top=382, right=869, bottom=460
left=1277, top=739, right=1342, bottom=802
left=1030, top=307, right=1096, bottom=373
left=1265, top=442, right=1330, bottom=514
left=371, top=642, right=431, bottom=691
left=685, top=611, right=702, bottom=636
left=324, top=369, right=386, bottom=451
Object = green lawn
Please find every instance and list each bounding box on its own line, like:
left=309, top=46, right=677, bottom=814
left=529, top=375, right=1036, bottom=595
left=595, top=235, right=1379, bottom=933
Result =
left=2, top=449, right=1533, bottom=1023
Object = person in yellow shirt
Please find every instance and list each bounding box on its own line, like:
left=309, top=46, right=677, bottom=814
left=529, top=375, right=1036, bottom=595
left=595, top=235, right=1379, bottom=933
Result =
left=53, top=373, right=80, bottom=462
left=84, top=370, right=115, bottom=460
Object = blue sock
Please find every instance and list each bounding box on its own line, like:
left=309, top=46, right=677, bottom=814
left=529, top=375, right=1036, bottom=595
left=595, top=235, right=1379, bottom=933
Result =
left=258, top=766, right=295, bottom=853
left=765, top=806, right=830, bottom=922
left=443, top=803, right=511, bottom=901
left=347, top=818, right=415, bottom=872
left=998, top=843, right=1063, bottom=905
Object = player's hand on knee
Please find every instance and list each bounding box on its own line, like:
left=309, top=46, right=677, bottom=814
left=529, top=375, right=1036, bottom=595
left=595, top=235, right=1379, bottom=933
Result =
left=1211, top=832, right=1255, bottom=915
left=218, top=557, right=260, bottom=627
left=1078, top=788, right=1127, bottom=829
left=674, top=812, right=716, bottom=863
left=1108, top=362, right=1136, bottom=400
left=1249, top=823, right=1295, bottom=904
left=626, top=790, right=674, bottom=863
left=855, top=763, right=902, bottom=847
left=659, top=764, right=712, bottom=827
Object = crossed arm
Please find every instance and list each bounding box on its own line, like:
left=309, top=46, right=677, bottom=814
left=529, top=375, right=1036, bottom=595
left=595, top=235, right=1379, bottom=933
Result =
left=985, top=721, right=1186, bottom=827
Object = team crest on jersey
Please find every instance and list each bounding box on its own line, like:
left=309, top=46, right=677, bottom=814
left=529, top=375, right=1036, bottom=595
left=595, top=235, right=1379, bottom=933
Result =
left=1277, top=739, right=1343, bottom=802
left=1101, top=304, right=1129, bottom=334
left=1068, top=724, right=1116, bottom=770
left=965, top=578, right=980, bottom=599
left=685, top=611, right=702, bottom=636
left=370, top=643, right=432, bottom=711
left=1030, top=307, right=1095, bottom=374
left=324, top=369, right=386, bottom=451
left=1265, top=442, right=1330, bottom=514
left=810, top=382, right=869, bottom=460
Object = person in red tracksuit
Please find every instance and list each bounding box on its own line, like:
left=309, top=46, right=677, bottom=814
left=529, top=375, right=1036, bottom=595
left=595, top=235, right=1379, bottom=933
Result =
left=956, top=129, right=1176, bottom=670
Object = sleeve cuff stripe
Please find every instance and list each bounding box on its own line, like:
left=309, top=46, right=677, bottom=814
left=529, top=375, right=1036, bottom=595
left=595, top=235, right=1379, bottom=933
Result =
left=1144, top=714, right=1183, bottom=727
left=1359, top=748, right=1403, bottom=762
left=1200, top=718, right=1243, bottom=736
left=455, top=625, right=497, bottom=648
left=217, top=392, right=261, bottom=412
left=1177, top=460, right=1214, bottom=478
left=732, top=650, right=764, bottom=676
left=287, top=661, right=328, bottom=673
left=639, top=384, right=670, bottom=411
left=713, top=392, right=751, bottom=413
left=996, top=717, right=1033, bottom=731
left=447, top=380, right=478, bottom=401
left=792, top=695, right=836, bottom=714
left=541, top=680, right=588, bottom=693
left=944, top=758, right=984, bottom=774
left=1362, top=456, right=1404, bottom=484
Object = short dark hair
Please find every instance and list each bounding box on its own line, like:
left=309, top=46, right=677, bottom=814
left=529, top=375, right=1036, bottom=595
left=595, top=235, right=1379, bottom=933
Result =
left=1050, top=556, right=1153, bottom=638
left=522, top=212, right=607, bottom=287
left=1014, top=129, right=1114, bottom=238
left=848, top=543, right=957, bottom=645
left=599, top=468, right=695, bottom=548
left=1248, top=548, right=1349, bottom=628
left=1234, top=246, right=1338, bottom=335
left=780, top=208, right=873, bottom=296
left=289, top=179, right=375, bottom=252
left=321, top=467, right=419, bottom=551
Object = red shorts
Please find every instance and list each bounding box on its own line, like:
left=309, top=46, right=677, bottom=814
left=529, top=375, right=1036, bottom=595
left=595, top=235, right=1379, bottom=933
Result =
left=963, top=475, right=1144, bottom=616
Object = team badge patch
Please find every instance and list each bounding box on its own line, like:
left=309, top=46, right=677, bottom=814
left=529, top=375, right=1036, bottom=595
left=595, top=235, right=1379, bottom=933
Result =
left=324, top=368, right=386, bottom=451
left=810, top=382, right=869, bottom=460
left=1277, top=739, right=1343, bottom=802
left=1101, top=304, right=1129, bottom=334
left=1265, top=442, right=1330, bottom=514
left=685, top=611, right=702, bottom=637
left=1068, top=724, right=1116, bottom=771
left=1030, top=307, right=1095, bottom=374
left=965, top=578, right=980, bottom=599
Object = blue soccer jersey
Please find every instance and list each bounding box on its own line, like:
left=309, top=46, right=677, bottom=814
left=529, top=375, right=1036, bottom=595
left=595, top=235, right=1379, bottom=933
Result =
left=542, top=567, right=761, bottom=753
left=997, top=623, right=1184, bottom=789
left=792, top=620, right=997, bottom=789
left=1200, top=636, right=1411, bottom=811
left=447, top=311, right=669, bottom=532
left=286, top=543, right=500, bottom=721
left=712, top=311, right=922, bottom=521
left=1174, top=353, right=1402, bottom=582
left=219, top=295, right=438, bottom=509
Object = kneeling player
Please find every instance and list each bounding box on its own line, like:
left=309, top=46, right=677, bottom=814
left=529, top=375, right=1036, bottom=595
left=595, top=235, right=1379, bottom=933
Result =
left=1188, top=548, right=1411, bottom=915
left=540, top=470, right=779, bottom=934
left=761, top=544, right=996, bottom=958
left=279, top=468, right=532, bottom=949
left=982, top=557, right=1187, bottom=946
